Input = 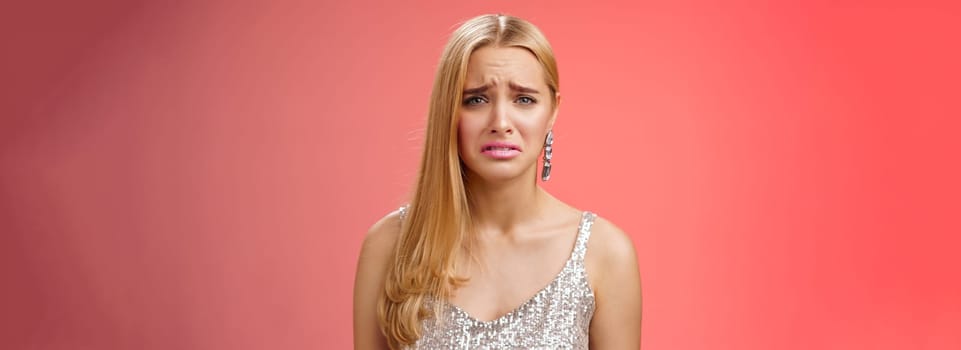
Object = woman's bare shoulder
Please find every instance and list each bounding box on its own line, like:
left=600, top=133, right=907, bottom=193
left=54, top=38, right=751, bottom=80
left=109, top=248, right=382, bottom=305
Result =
left=361, top=207, right=405, bottom=257
left=591, top=216, right=635, bottom=259
left=584, top=213, right=642, bottom=347
left=585, top=214, right=639, bottom=278
left=354, top=208, right=404, bottom=350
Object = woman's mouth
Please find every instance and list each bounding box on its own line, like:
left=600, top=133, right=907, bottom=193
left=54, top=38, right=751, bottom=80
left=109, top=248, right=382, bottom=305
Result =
left=481, top=142, right=521, bottom=159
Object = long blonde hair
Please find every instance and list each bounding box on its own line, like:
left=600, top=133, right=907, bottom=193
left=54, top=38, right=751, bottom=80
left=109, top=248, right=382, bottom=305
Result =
left=377, top=14, right=560, bottom=349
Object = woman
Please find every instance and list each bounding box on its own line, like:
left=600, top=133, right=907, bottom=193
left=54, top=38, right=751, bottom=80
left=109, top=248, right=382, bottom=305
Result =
left=353, top=14, right=642, bottom=349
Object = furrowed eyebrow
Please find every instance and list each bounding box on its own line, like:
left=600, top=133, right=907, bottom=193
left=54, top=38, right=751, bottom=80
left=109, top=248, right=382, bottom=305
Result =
left=462, top=83, right=541, bottom=95
left=509, top=82, right=540, bottom=94
left=463, top=85, right=490, bottom=95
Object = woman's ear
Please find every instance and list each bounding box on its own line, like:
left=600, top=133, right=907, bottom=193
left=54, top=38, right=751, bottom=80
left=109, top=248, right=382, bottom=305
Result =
left=549, top=92, right=561, bottom=128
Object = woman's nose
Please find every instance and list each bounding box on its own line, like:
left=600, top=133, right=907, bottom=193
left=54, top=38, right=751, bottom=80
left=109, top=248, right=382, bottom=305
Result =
left=489, top=101, right=513, bottom=134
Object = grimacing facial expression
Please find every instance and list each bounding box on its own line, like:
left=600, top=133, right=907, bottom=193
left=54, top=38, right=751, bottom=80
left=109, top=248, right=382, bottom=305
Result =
left=457, top=45, right=558, bottom=183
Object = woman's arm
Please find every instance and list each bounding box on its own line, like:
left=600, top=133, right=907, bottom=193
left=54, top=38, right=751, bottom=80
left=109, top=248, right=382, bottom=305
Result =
left=353, top=211, right=401, bottom=350
left=586, top=217, right=643, bottom=349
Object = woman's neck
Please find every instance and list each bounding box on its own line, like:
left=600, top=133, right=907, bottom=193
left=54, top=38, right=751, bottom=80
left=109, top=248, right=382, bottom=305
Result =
left=465, top=175, right=548, bottom=235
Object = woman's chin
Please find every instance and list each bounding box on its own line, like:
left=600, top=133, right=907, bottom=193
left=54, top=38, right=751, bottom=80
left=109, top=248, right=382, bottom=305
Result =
left=465, top=167, right=533, bottom=184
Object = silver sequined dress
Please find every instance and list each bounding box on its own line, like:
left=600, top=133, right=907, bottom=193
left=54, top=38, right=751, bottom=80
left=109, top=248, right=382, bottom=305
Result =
left=398, top=207, right=597, bottom=349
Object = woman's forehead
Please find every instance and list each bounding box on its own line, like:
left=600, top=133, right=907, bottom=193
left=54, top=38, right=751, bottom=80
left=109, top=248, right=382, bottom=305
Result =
left=464, top=46, right=546, bottom=88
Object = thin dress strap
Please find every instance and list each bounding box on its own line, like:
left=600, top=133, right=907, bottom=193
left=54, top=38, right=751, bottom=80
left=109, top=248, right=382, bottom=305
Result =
left=571, top=211, right=596, bottom=263
left=398, top=205, right=409, bottom=221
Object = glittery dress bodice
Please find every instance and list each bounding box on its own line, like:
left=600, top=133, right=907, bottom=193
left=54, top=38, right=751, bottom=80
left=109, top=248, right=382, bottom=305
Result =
left=398, top=207, right=597, bottom=349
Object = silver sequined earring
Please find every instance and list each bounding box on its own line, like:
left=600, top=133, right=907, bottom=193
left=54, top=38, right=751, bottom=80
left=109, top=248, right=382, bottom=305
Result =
left=541, top=130, right=553, bottom=181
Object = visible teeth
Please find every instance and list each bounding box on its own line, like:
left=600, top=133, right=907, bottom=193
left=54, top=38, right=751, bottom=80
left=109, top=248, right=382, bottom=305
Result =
left=488, top=146, right=511, bottom=151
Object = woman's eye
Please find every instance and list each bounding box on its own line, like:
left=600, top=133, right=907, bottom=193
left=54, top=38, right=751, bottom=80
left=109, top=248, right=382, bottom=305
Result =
left=464, top=96, right=486, bottom=105
left=516, top=96, right=536, bottom=104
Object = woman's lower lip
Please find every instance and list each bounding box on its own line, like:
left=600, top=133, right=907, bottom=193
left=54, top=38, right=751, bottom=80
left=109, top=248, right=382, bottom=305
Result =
left=481, top=149, right=521, bottom=159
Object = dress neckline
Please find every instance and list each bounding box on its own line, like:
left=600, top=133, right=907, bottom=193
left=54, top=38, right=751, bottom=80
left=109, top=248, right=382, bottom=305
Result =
left=440, top=211, right=593, bottom=325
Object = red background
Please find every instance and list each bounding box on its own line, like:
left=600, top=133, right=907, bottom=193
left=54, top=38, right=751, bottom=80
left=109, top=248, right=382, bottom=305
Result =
left=2, top=0, right=959, bottom=349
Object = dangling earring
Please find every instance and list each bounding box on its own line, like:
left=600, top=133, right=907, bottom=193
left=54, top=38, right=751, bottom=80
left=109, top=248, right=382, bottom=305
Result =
left=541, top=130, right=554, bottom=181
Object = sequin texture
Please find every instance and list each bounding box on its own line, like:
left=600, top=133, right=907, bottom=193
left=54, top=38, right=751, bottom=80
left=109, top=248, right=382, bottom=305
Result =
left=398, top=207, right=597, bottom=349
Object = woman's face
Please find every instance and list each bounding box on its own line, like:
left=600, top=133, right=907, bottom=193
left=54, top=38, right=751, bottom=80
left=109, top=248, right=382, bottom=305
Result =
left=457, top=45, right=558, bottom=184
